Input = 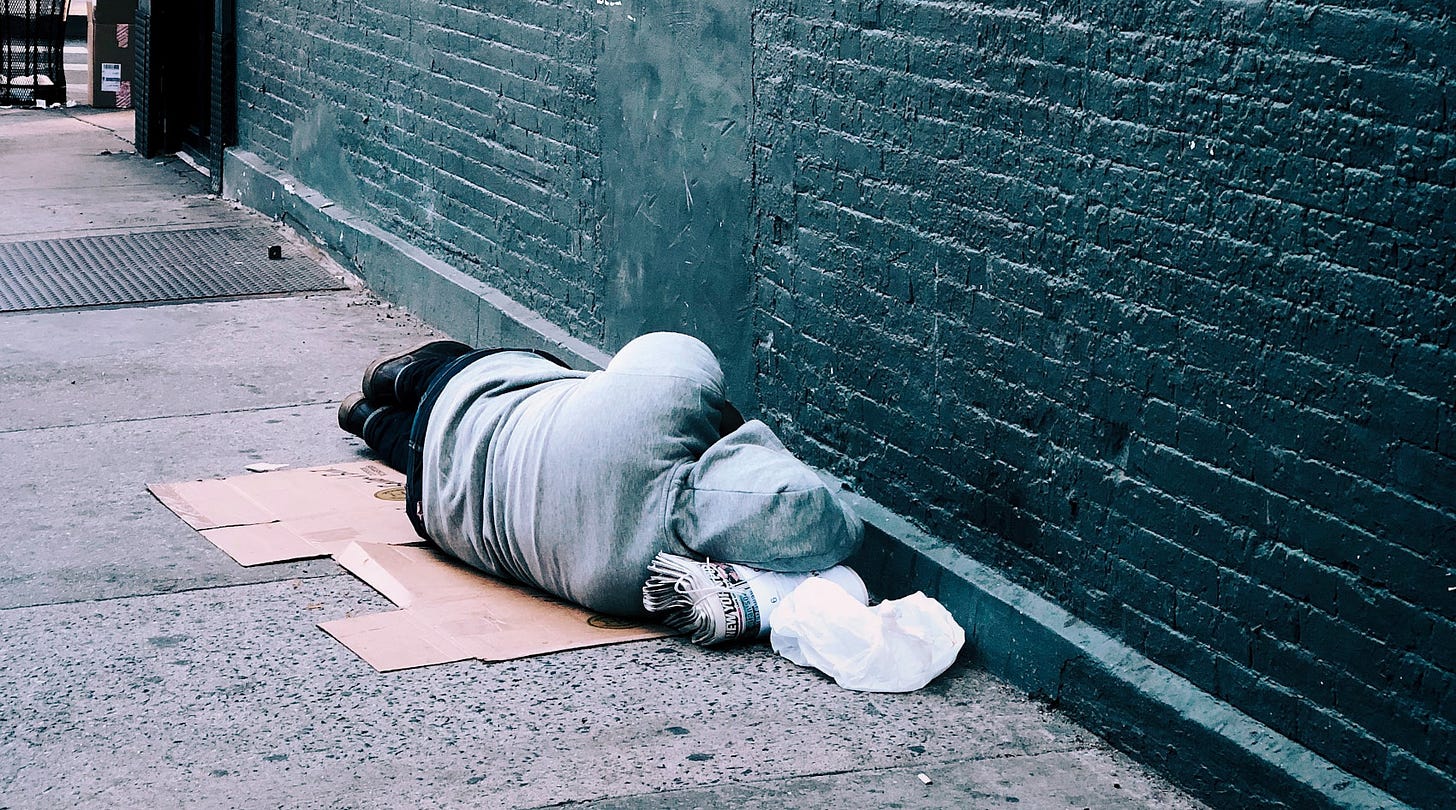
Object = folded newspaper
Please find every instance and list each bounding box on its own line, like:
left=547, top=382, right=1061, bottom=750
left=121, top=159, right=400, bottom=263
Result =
left=642, top=552, right=868, bottom=645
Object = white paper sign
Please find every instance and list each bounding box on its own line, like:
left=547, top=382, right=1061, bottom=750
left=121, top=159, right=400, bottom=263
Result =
left=101, top=62, right=121, bottom=92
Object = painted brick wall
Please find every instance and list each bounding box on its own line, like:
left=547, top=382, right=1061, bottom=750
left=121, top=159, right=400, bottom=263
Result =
left=235, top=0, right=605, bottom=337
left=233, top=0, right=758, bottom=392
left=750, top=0, right=1453, bottom=806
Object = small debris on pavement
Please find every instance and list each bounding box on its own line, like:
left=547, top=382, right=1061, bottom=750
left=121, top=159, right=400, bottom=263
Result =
left=246, top=462, right=289, bottom=473
left=918, top=773, right=931, bottom=785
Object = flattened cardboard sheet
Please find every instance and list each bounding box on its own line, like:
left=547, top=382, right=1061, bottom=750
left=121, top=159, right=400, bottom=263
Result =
left=322, top=543, right=668, bottom=671
left=148, top=462, right=417, bottom=565
left=150, top=462, right=670, bottom=670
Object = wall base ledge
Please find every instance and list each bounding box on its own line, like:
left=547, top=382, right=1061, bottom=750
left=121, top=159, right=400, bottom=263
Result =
left=843, top=493, right=1410, bottom=810
left=222, top=148, right=610, bottom=370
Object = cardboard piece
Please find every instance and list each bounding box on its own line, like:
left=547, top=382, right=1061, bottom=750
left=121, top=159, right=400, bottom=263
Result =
left=150, top=461, right=670, bottom=670
left=149, top=462, right=418, bottom=566
left=322, top=542, right=667, bottom=671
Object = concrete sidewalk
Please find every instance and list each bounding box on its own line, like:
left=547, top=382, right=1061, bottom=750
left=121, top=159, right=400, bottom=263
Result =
left=0, top=107, right=1206, bottom=809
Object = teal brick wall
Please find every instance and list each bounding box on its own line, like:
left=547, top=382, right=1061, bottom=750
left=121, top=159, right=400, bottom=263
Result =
left=236, top=0, right=606, bottom=339
left=233, top=0, right=756, bottom=393
left=750, top=1, right=1453, bottom=806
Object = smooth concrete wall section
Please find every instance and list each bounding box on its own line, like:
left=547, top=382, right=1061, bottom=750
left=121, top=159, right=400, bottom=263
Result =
left=597, top=0, right=754, bottom=400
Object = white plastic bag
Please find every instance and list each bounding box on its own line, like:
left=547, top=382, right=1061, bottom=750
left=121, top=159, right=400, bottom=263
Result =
left=770, top=578, right=965, bottom=692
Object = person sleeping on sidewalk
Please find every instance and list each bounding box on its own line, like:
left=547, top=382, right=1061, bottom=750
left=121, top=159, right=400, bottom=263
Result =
left=336, top=331, right=865, bottom=638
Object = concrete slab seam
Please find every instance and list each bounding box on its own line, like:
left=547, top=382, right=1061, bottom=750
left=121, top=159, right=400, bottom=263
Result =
left=217, top=148, right=1405, bottom=810
left=544, top=744, right=1114, bottom=809
left=0, top=400, right=340, bottom=437
left=0, top=571, right=347, bottom=615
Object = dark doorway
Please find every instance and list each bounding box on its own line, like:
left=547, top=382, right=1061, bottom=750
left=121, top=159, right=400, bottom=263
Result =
left=169, top=0, right=211, bottom=155
left=135, top=0, right=234, bottom=189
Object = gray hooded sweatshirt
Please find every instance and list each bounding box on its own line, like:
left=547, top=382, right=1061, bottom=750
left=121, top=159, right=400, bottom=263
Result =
left=420, top=332, right=863, bottom=617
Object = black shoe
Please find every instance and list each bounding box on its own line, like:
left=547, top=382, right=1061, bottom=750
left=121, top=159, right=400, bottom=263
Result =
left=338, top=392, right=393, bottom=438
left=362, top=339, right=472, bottom=406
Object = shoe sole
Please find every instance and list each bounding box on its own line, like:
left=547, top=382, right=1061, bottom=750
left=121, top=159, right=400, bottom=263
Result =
left=361, top=338, right=471, bottom=403
left=337, top=392, right=367, bottom=434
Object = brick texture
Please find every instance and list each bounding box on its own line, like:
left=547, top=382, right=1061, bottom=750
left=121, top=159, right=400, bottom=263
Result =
left=234, top=0, right=605, bottom=340
left=750, top=1, right=1453, bottom=806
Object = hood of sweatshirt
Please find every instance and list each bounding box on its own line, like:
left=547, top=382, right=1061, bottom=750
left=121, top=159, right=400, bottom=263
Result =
left=671, top=420, right=863, bottom=573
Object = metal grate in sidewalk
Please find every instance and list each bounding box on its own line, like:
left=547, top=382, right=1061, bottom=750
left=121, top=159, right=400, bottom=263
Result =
left=0, top=226, right=346, bottom=312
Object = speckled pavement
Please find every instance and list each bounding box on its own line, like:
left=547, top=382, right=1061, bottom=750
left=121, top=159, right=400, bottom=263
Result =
left=0, top=108, right=1206, bottom=809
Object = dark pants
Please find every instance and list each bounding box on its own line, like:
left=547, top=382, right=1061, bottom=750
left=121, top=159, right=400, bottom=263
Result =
left=359, top=407, right=415, bottom=474
left=356, top=346, right=572, bottom=539
left=359, top=347, right=573, bottom=473
left=356, top=345, right=743, bottom=541
left=358, top=350, right=472, bottom=474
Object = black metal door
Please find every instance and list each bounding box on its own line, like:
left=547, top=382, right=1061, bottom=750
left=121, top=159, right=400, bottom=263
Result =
left=147, top=0, right=212, bottom=153
left=137, top=0, right=233, bottom=187
left=168, top=0, right=211, bottom=154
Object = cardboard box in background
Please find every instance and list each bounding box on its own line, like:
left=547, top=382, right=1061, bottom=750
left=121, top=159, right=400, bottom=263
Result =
left=150, top=462, right=670, bottom=671
left=88, top=0, right=138, bottom=108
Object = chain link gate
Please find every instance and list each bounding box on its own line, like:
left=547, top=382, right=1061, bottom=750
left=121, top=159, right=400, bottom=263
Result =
left=1, top=0, right=68, bottom=105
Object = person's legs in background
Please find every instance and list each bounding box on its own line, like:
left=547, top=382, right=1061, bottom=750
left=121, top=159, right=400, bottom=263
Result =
left=357, top=403, right=414, bottom=472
